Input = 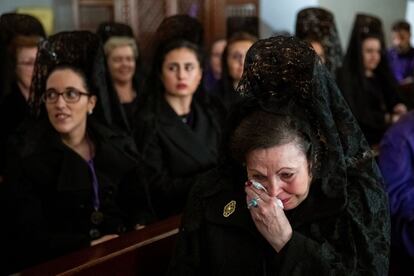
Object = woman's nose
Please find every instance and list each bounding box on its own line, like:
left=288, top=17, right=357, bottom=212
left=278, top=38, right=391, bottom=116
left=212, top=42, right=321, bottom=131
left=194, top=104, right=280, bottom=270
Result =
left=267, top=178, right=282, bottom=197
left=177, top=68, right=185, bottom=79
left=55, top=94, right=66, bottom=107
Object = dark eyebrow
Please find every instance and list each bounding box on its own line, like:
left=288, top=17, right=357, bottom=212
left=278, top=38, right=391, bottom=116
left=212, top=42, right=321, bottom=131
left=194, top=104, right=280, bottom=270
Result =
left=45, top=86, right=81, bottom=92
left=247, top=168, right=265, bottom=176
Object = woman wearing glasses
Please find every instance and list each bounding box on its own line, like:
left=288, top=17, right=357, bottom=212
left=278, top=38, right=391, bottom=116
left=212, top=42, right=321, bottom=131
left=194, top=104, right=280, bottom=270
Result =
left=0, top=32, right=150, bottom=274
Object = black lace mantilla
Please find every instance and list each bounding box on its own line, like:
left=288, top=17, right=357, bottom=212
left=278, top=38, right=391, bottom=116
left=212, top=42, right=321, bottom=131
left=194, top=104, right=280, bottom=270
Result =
left=0, top=13, right=46, bottom=43
left=96, top=22, right=134, bottom=43
left=295, top=7, right=343, bottom=75
left=153, top=14, right=203, bottom=47
left=236, top=36, right=378, bottom=199
left=30, top=31, right=119, bottom=127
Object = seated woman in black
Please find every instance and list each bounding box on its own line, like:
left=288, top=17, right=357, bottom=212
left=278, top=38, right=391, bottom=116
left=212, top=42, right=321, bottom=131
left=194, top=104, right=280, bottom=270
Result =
left=134, top=39, right=225, bottom=220
left=168, top=36, right=390, bottom=275
left=210, top=32, right=257, bottom=111
left=0, top=13, right=46, bottom=183
left=337, top=14, right=406, bottom=147
left=1, top=31, right=148, bottom=273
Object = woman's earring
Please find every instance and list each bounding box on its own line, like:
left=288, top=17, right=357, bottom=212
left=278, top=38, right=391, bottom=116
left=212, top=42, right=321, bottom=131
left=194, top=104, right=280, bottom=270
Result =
left=88, top=109, right=93, bottom=115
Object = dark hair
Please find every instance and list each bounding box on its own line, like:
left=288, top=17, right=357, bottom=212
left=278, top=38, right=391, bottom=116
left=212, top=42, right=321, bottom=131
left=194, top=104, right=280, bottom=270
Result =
left=230, top=111, right=312, bottom=167
left=341, top=15, right=393, bottom=94
left=221, top=32, right=258, bottom=92
left=136, top=39, right=204, bottom=121
left=157, top=39, right=204, bottom=74
left=45, top=64, right=94, bottom=96
left=153, top=39, right=204, bottom=97
left=392, top=20, right=410, bottom=33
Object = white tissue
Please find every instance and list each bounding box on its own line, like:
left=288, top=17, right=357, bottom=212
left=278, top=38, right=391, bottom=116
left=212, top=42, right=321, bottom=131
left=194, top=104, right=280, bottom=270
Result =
left=251, top=180, right=267, bottom=192
left=275, top=198, right=284, bottom=209
left=250, top=180, right=284, bottom=209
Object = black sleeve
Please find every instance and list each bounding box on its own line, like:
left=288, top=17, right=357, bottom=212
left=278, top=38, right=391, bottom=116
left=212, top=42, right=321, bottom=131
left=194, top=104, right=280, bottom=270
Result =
left=275, top=173, right=390, bottom=275
left=2, top=168, right=90, bottom=272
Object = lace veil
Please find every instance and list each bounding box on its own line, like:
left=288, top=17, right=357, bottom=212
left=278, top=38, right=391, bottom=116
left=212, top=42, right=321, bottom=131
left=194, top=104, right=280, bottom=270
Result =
left=229, top=36, right=381, bottom=199
left=295, top=7, right=343, bottom=76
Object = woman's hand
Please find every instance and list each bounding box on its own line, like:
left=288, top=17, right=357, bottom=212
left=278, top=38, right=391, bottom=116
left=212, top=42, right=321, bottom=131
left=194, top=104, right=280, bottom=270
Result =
left=135, top=224, right=146, bottom=230
left=245, top=185, right=292, bottom=252
left=391, top=103, right=407, bottom=123
left=90, top=234, right=119, bottom=246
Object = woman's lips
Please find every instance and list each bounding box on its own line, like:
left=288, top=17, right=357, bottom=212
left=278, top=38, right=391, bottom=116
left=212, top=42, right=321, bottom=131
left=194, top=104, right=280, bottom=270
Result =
left=176, top=83, right=188, bottom=89
left=54, top=113, right=70, bottom=121
left=281, top=198, right=290, bottom=205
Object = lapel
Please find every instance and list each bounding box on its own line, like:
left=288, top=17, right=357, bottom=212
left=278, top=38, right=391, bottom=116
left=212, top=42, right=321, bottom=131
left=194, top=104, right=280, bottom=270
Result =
left=158, top=99, right=216, bottom=166
left=203, top=177, right=259, bottom=238
left=38, top=130, right=91, bottom=192
left=191, top=100, right=220, bottom=157
left=89, top=121, right=137, bottom=180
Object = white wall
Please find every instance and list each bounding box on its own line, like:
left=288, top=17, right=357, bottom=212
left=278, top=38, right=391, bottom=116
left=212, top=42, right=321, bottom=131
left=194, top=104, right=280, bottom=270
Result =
left=53, top=0, right=74, bottom=32
left=0, top=0, right=51, bottom=14
left=407, top=1, right=414, bottom=45
left=319, top=0, right=407, bottom=49
left=259, top=0, right=318, bottom=38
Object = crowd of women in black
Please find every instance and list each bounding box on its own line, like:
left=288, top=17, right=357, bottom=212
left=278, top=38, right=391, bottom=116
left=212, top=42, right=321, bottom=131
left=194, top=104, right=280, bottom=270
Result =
left=0, top=6, right=413, bottom=275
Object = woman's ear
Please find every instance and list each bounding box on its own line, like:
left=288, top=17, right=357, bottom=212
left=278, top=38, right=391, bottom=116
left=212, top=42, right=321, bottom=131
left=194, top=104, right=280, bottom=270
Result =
left=88, top=95, right=97, bottom=111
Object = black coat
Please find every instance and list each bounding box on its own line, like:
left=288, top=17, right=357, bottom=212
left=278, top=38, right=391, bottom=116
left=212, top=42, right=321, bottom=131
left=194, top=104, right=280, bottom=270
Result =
left=210, top=78, right=241, bottom=112
left=0, top=82, right=29, bottom=175
left=135, top=96, right=225, bottom=219
left=1, top=120, right=148, bottom=273
left=168, top=168, right=390, bottom=276
left=336, top=70, right=400, bottom=145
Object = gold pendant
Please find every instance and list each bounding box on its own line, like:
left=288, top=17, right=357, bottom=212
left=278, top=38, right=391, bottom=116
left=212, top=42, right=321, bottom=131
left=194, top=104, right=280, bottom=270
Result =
left=223, top=200, right=236, bottom=217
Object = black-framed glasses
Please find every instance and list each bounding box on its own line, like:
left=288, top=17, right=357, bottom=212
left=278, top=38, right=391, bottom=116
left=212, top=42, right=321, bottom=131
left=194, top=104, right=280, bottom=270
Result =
left=42, top=88, right=91, bottom=103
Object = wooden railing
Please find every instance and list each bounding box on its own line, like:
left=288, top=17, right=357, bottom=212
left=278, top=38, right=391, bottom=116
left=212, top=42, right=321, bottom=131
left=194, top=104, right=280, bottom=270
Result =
left=20, top=215, right=181, bottom=276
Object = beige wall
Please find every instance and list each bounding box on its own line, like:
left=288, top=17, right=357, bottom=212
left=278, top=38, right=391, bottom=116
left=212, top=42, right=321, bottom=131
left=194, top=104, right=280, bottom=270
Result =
left=319, top=0, right=407, bottom=50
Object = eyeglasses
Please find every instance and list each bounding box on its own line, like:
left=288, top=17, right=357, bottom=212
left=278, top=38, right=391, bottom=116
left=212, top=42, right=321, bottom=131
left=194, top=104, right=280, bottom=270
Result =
left=42, top=88, right=91, bottom=103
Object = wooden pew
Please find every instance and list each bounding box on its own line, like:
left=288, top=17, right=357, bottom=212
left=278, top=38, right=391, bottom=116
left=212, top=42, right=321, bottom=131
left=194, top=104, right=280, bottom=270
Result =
left=20, top=215, right=181, bottom=276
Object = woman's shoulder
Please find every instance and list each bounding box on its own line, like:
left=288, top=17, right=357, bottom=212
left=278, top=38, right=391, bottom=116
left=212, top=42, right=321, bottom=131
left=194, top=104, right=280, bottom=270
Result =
left=193, top=93, right=227, bottom=122
left=89, top=120, right=139, bottom=161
